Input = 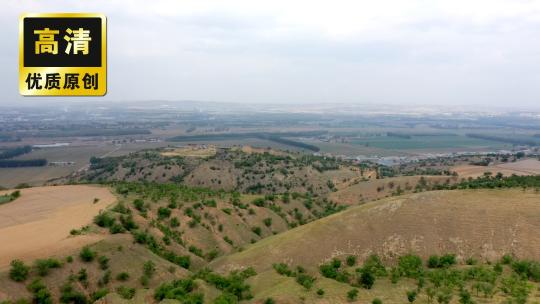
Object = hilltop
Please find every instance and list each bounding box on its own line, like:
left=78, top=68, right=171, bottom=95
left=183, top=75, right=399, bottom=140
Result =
left=66, top=146, right=375, bottom=196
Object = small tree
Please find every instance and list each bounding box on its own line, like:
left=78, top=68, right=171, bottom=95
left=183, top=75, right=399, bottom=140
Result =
left=359, top=270, right=375, bottom=289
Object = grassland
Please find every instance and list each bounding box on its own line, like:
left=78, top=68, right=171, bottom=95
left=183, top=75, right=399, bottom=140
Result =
left=208, top=189, right=540, bottom=303
left=211, top=189, right=540, bottom=273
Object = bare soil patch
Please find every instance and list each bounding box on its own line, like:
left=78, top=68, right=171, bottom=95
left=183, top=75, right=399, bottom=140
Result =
left=0, top=185, right=116, bottom=268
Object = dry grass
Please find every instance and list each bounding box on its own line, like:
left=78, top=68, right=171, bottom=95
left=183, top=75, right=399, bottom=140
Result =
left=161, top=145, right=217, bottom=158
left=211, top=189, right=540, bottom=274
left=453, top=158, right=540, bottom=178
left=330, top=175, right=454, bottom=205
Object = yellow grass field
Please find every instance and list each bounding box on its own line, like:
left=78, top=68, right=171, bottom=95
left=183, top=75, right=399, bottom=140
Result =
left=161, top=145, right=217, bottom=158
left=0, top=185, right=116, bottom=269
left=212, top=189, right=540, bottom=274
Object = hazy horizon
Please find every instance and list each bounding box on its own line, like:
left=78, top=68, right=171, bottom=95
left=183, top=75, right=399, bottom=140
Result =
left=3, top=0, right=540, bottom=107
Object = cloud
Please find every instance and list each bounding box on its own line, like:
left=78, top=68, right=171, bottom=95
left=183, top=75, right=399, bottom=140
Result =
left=2, top=0, right=540, bottom=106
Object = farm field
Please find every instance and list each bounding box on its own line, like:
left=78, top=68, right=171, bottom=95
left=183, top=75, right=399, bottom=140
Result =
left=350, top=135, right=509, bottom=152
left=0, top=142, right=172, bottom=188
left=0, top=185, right=116, bottom=268
left=453, top=158, right=540, bottom=178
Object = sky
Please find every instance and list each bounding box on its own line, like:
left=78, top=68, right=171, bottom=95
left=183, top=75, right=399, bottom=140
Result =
left=2, top=0, right=540, bottom=107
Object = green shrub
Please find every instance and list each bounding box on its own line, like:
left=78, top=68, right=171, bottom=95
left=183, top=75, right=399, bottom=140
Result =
left=320, top=263, right=339, bottom=279
left=27, top=279, right=53, bottom=304
left=501, top=254, right=513, bottom=265
left=143, top=260, right=156, bottom=278
left=116, top=272, right=130, bottom=281
left=154, top=279, right=202, bottom=302
left=252, top=198, right=265, bottom=207
left=406, top=290, right=417, bottom=303
left=347, top=289, right=358, bottom=302
left=204, top=199, right=217, bottom=207
left=399, top=254, right=423, bottom=278
left=170, top=217, right=180, bottom=227
left=458, top=289, right=473, bottom=304
left=116, top=286, right=136, bottom=299
left=79, top=246, right=96, bottom=262
left=9, top=260, right=30, bottom=282
left=372, top=298, right=383, bottom=304
left=427, top=255, right=440, bottom=268
left=94, top=212, right=115, bottom=228
left=251, top=226, right=262, bottom=236
left=120, top=214, right=138, bottom=230
left=440, top=254, right=456, bottom=267
left=296, top=273, right=316, bottom=290
left=109, top=223, right=125, bottom=234
left=213, top=293, right=237, bottom=304
left=34, top=258, right=61, bottom=276
left=189, top=245, right=204, bottom=257
left=206, top=249, right=220, bottom=261
left=112, top=202, right=129, bottom=214
left=363, top=254, right=387, bottom=276
left=158, top=207, right=172, bottom=219
left=346, top=255, right=357, bottom=266
left=59, top=283, right=87, bottom=304
left=140, top=275, right=150, bottom=287
left=359, top=270, right=375, bottom=289
left=98, top=256, right=110, bottom=270
left=263, top=218, right=272, bottom=227
left=133, top=199, right=146, bottom=212
left=316, top=289, right=325, bottom=297
left=273, top=263, right=294, bottom=277
left=98, top=270, right=111, bottom=287
left=91, top=289, right=109, bottom=302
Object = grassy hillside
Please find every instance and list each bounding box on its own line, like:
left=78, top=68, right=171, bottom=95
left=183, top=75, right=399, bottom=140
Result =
left=68, top=147, right=374, bottom=196
left=211, top=189, right=540, bottom=273
left=206, top=189, right=540, bottom=303
left=2, top=186, right=540, bottom=303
